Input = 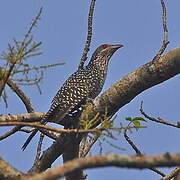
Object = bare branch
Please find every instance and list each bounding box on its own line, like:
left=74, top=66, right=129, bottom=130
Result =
left=80, top=134, right=99, bottom=157
left=0, top=112, right=44, bottom=122
left=161, top=167, right=180, bottom=180
left=153, top=0, right=169, bottom=61
left=93, top=47, right=180, bottom=123
left=124, top=129, right=165, bottom=177
left=161, top=0, right=168, bottom=43
left=28, top=133, right=83, bottom=173
left=14, top=62, right=65, bottom=75
left=32, top=133, right=45, bottom=170
left=23, top=7, right=43, bottom=42
left=140, top=101, right=180, bottom=128
left=161, top=0, right=168, bottom=41
left=38, top=129, right=59, bottom=140
left=7, top=78, right=34, bottom=113
left=0, top=112, right=43, bottom=141
left=0, top=121, right=115, bottom=134
left=0, top=126, right=24, bottom=141
left=28, top=153, right=180, bottom=180
left=124, top=129, right=141, bottom=156
left=78, top=0, right=96, bottom=69
left=0, top=157, right=23, bottom=180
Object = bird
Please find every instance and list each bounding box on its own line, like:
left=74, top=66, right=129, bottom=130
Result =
left=22, top=44, right=123, bottom=150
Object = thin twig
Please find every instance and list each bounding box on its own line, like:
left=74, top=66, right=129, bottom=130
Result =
left=19, top=128, right=35, bottom=133
left=124, top=128, right=166, bottom=177
left=0, top=126, right=22, bottom=141
left=161, top=167, right=180, bottom=180
left=124, top=129, right=141, bottom=156
left=153, top=0, right=169, bottom=61
left=0, top=77, right=35, bottom=140
left=140, top=101, right=180, bottom=128
left=7, top=78, right=34, bottom=113
left=0, top=63, right=16, bottom=97
left=0, top=8, right=42, bottom=137
left=14, top=62, right=65, bottom=75
left=0, top=120, right=146, bottom=134
left=0, top=121, right=107, bottom=134
left=23, top=7, right=43, bottom=42
left=33, top=133, right=45, bottom=168
left=78, top=0, right=96, bottom=69
left=81, top=135, right=100, bottom=157
left=161, top=0, right=168, bottom=43
left=0, top=7, right=43, bottom=97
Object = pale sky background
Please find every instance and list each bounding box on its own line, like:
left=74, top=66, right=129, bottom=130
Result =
left=0, top=1, right=180, bottom=180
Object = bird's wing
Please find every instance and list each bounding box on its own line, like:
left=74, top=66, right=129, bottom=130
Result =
left=22, top=70, right=89, bottom=150
left=42, top=70, right=90, bottom=125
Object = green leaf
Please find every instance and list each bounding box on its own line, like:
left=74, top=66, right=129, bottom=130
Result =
left=125, top=117, right=132, bottom=121
left=132, top=120, right=141, bottom=127
left=133, top=117, right=147, bottom=122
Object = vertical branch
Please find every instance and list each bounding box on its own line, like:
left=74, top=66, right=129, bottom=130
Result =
left=23, top=7, right=43, bottom=42
left=161, top=0, right=168, bottom=44
left=64, top=1, right=97, bottom=179
left=78, top=0, right=96, bottom=70
left=79, top=134, right=99, bottom=158
left=153, top=0, right=169, bottom=60
left=32, top=133, right=45, bottom=169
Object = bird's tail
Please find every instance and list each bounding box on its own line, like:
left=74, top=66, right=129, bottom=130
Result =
left=21, top=129, right=38, bottom=151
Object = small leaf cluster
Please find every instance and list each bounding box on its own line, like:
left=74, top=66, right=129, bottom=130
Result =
left=125, top=116, right=147, bottom=128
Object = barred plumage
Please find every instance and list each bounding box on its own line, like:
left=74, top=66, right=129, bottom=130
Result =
left=22, top=44, right=123, bottom=150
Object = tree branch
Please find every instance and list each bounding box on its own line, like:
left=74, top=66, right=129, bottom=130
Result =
left=0, top=69, right=35, bottom=140
left=78, top=0, right=96, bottom=69
left=28, top=153, right=180, bottom=180
left=0, top=64, right=16, bottom=97
left=161, top=167, right=180, bottom=180
left=0, top=121, right=115, bottom=134
left=153, top=0, right=169, bottom=61
left=124, top=128, right=165, bottom=177
left=140, top=101, right=180, bottom=128
left=0, top=112, right=44, bottom=123
left=93, top=47, right=180, bottom=121
left=0, top=157, right=23, bottom=180
left=7, top=78, right=34, bottom=113
left=0, top=112, right=42, bottom=141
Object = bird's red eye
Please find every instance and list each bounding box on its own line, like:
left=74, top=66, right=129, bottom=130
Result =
left=101, top=44, right=109, bottom=49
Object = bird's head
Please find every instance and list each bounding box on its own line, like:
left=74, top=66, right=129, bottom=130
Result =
left=89, top=44, right=123, bottom=66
